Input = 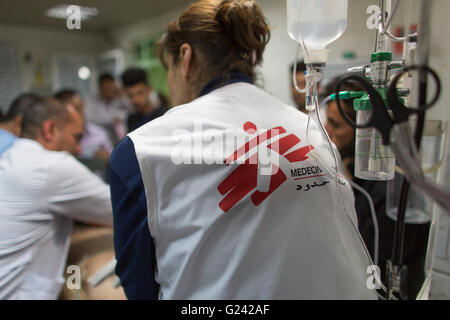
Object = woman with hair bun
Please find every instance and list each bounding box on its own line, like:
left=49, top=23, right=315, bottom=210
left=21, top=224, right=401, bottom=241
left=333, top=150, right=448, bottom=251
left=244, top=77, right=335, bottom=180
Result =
left=110, top=0, right=377, bottom=300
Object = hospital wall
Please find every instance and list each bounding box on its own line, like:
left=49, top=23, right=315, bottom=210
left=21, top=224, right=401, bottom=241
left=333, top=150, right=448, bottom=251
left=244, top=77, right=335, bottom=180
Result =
left=0, top=22, right=109, bottom=109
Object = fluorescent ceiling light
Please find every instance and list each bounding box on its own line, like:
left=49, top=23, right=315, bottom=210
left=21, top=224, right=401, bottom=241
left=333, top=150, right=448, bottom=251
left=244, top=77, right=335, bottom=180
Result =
left=78, top=66, right=91, bottom=80
left=46, top=4, right=98, bottom=21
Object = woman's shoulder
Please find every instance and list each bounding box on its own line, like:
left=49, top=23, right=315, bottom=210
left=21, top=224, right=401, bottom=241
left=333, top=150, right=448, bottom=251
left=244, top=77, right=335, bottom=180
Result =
left=129, top=82, right=309, bottom=139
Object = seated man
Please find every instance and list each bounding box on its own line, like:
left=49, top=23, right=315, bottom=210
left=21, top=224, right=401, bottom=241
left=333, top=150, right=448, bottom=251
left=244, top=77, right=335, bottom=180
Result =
left=54, top=89, right=113, bottom=163
left=121, top=68, right=168, bottom=132
left=0, top=98, right=113, bottom=299
left=0, top=94, right=41, bottom=155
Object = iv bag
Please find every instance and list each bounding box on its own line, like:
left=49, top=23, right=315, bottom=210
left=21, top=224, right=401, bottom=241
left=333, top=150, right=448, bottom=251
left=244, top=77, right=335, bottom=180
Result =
left=287, top=0, right=348, bottom=63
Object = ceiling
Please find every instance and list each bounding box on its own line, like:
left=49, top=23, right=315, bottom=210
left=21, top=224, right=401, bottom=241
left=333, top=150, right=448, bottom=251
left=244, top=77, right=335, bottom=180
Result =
left=0, top=0, right=192, bottom=32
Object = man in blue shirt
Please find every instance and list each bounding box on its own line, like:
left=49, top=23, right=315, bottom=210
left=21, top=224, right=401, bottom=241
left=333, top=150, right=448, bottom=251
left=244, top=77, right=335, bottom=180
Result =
left=0, top=128, right=15, bottom=156
left=0, top=94, right=41, bottom=156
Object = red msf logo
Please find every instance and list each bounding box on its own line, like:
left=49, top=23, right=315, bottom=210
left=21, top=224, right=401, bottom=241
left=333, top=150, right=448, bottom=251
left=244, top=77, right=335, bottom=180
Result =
left=217, top=121, right=314, bottom=212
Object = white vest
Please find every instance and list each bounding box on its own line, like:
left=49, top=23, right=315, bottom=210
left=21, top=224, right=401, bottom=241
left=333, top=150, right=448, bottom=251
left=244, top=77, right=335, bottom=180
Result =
left=129, top=82, right=377, bottom=299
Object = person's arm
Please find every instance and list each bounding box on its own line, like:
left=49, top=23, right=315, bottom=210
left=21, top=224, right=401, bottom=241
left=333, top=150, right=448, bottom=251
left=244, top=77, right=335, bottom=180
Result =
left=47, top=153, right=113, bottom=226
left=109, top=136, right=159, bottom=299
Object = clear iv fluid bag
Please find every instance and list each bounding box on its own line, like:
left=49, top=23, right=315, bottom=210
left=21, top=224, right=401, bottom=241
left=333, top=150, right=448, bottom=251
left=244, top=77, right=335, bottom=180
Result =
left=287, top=0, right=348, bottom=63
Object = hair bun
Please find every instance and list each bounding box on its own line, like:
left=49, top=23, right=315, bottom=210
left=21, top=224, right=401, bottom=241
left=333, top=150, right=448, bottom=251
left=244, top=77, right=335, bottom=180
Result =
left=215, top=0, right=270, bottom=65
left=157, top=0, right=271, bottom=91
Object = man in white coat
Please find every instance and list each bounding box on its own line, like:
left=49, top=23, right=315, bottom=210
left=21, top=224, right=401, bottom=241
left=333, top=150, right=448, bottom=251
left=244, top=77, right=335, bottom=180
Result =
left=0, top=98, right=113, bottom=299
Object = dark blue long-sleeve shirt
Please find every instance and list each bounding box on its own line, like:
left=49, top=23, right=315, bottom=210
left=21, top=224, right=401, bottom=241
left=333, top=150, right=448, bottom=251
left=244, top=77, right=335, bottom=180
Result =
left=109, top=137, right=159, bottom=299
